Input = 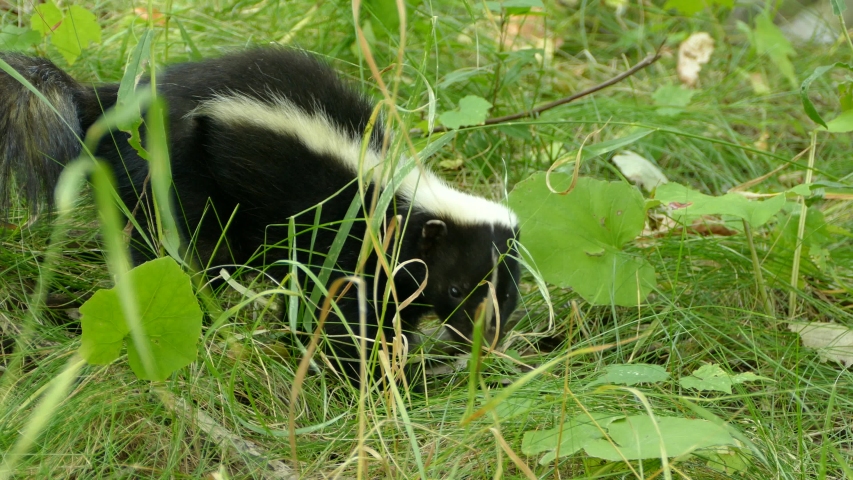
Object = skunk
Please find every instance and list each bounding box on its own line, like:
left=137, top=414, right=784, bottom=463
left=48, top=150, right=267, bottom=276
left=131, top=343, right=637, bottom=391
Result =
left=0, top=48, right=520, bottom=381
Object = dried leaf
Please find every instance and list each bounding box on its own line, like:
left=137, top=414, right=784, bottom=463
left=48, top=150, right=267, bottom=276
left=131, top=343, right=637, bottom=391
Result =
left=789, top=322, right=853, bottom=367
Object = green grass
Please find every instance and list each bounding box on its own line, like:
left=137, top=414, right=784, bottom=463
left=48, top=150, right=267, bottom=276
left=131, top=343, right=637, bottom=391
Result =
left=1, top=0, right=852, bottom=478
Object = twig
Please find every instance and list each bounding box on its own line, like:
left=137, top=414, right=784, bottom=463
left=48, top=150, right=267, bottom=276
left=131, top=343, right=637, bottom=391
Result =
left=427, top=51, right=662, bottom=134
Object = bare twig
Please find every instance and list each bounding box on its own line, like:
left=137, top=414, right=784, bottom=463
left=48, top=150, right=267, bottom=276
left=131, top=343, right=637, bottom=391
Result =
left=427, top=50, right=662, bottom=134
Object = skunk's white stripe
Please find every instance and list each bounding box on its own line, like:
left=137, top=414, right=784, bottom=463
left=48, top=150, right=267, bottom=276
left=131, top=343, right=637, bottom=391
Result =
left=193, top=94, right=384, bottom=172
left=395, top=170, right=517, bottom=229
left=195, top=94, right=518, bottom=229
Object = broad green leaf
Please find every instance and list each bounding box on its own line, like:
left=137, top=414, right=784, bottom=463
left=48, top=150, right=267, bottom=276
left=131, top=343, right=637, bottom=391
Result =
left=439, top=95, right=492, bottom=130
left=655, top=182, right=786, bottom=228
left=509, top=174, right=655, bottom=306
left=522, top=413, right=621, bottom=464
left=31, top=2, right=63, bottom=37
left=824, top=109, right=853, bottom=132
left=50, top=5, right=102, bottom=65
left=78, top=288, right=126, bottom=364
left=0, top=25, right=41, bottom=51
left=79, top=257, right=202, bottom=381
left=663, top=0, right=733, bottom=15
left=587, top=363, right=670, bottom=387
left=753, top=14, right=796, bottom=87
left=583, top=416, right=737, bottom=460
left=484, top=0, right=544, bottom=14
left=364, top=0, right=400, bottom=35
left=786, top=183, right=813, bottom=197
left=679, top=398, right=768, bottom=464
left=770, top=207, right=835, bottom=275
left=831, top=0, right=847, bottom=15
left=652, top=85, right=695, bottom=116
left=679, top=364, right=772, bottom=394
left=705, top=450, right=751, bottom=474
left=839, top=82, right=853, bottom=111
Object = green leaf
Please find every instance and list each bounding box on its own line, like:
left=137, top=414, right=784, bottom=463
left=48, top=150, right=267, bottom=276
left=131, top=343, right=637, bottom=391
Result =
left=79, top=257, right=202, bottom=381
left=704, top=450, right=751, bottom=474
left=587, top=363, right=670, bottom=387
left=753, top=14, right=796, bottom=88
left=824, top=109, right=853, bottom=132
left=49, top=5, right=102, bottom=65
left=522, top=413, right=621, bottom=464
left=800, top=63, right=853, bottom=128
left=786, top=183, right=813, bottom=197
left=504, top=0, right=545, bottom=15
left=663, top=0, right=733, bottom=15
left=662, top=0, right=699, bottom=15
left=484, top=0, right=544, bottom=15
left=655, top=182, right=786, bottom=228
left=839, top=82, right=853, bottom=111
left=174, top=18, right=202, bottom=61
left=831, top=0, right=847, bottom=16
left=78, top=288, right=126, bottom=364
left=679, top=398, right=768, bottom=464
left=769, top=207, right=835, bottom=275
left=31, top=2, right=63, bottom=37
left=567, top=128, right=656, bottom=164
left=663, top=0, right=702, bottom=15
left=117, top=29, right=153, bottom=158
left=583, top=416, right=737, bottom=460
left=509, top=174, right=656, bottom=306
left=364, top=0, right=400, bottom=35
left=679, top=364, right=773, bottom=394
left=652, top=85, right=695, bottom=116
left=0, top=25, right=41, bottom=51
left=439, top=95, right=493, bottom=130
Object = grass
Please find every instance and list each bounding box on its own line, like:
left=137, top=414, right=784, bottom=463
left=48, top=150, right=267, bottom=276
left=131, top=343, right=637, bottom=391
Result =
left=1, top=0, right=853, bottom=478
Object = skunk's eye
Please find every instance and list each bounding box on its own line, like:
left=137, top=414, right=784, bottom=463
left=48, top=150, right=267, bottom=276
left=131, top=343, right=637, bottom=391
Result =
left=448, top=286, right=463, bottom=299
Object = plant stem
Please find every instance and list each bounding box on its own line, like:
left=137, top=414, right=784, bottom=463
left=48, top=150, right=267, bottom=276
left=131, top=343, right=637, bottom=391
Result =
left=838, top=10, right=853, bottom=56
left=788, top=130, right=818, bottom=319
left=743, top=219, right=774, bottom=317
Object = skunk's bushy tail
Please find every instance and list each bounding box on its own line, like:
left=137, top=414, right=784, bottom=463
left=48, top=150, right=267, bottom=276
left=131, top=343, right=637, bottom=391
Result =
left=0, top=53, right=86, bottom=215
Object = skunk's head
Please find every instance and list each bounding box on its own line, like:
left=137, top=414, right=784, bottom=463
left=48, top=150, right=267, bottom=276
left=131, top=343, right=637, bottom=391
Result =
left=416, top=216, right=520, bottom=346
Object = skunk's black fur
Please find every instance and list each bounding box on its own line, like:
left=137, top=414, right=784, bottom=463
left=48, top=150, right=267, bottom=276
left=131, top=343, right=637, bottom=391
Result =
left=0, top=48, right=520, bottom=382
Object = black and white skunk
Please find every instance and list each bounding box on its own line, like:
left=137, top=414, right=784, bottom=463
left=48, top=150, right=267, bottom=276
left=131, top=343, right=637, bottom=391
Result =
left=0, top=48, right=520, bottom=380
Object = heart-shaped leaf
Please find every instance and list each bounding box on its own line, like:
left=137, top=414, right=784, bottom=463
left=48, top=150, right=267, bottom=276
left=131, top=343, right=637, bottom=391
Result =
left=509, top=174, right=655, bottom=306
left=79, top=257, right=202, bottom=381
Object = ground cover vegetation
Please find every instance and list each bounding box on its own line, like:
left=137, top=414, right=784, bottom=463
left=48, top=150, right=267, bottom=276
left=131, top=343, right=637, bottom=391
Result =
left=0, top=0, right=852, bottom=478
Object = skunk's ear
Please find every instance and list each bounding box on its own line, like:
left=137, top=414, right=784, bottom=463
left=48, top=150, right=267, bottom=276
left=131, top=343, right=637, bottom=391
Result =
left=419, top=219, right=447, bottom=254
